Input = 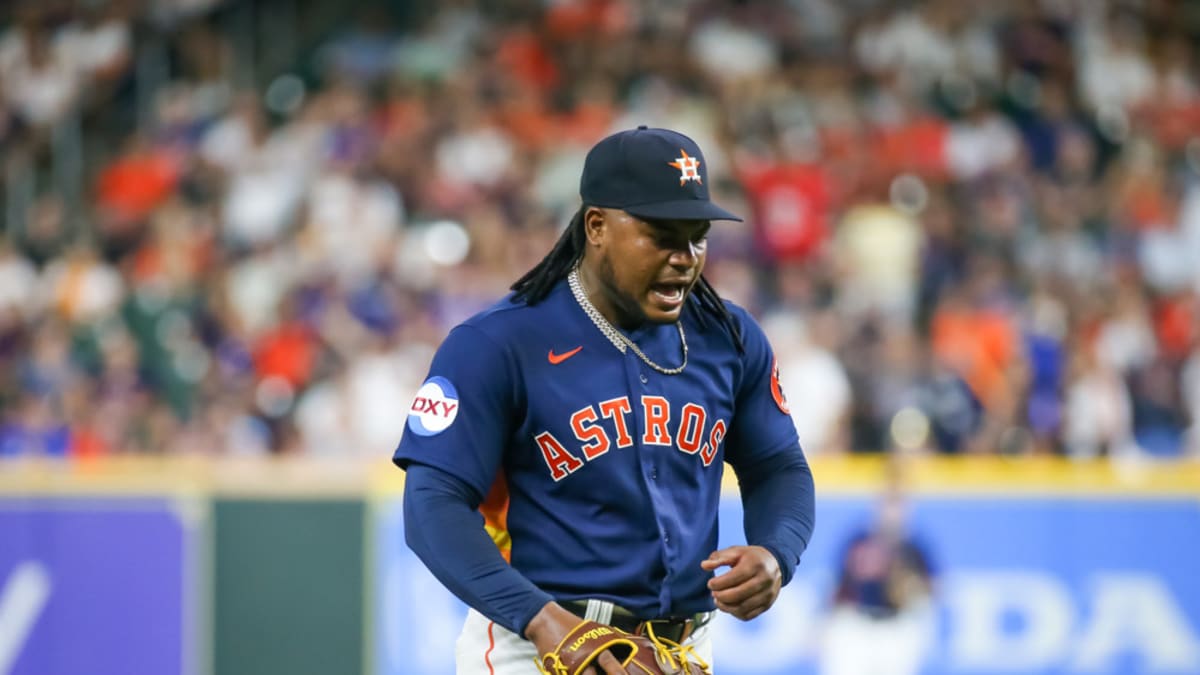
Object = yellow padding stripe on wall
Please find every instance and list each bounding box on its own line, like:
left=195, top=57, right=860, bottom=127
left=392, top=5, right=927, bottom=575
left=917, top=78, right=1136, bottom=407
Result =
left=0, top=455, right=1197, bottom=498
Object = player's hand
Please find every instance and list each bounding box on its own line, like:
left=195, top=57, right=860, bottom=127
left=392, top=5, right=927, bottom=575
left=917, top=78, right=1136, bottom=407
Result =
left=702, top=545, right=782, bottom=621
left=525, top=602, right=629, bottom=675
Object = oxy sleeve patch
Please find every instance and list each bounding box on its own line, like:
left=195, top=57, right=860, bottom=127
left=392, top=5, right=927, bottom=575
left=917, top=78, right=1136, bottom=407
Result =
left=770, top=358, right=790, bottom=415
left=407, top=376, right=460, bottom=436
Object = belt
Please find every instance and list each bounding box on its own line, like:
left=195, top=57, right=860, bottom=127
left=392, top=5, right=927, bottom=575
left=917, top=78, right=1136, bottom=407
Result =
left=562, top=599, right=713, bottom=644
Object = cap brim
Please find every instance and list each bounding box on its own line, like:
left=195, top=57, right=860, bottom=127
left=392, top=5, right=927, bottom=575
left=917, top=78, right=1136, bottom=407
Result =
left=624, top=199, right=743, bottom=222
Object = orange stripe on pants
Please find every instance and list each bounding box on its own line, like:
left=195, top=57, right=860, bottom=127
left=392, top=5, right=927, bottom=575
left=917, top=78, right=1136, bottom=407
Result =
left=484, top=621, right=497, bottom=674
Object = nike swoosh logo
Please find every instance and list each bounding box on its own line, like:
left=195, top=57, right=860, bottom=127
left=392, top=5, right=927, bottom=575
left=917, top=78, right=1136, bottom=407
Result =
left=548, top=346, right=583, bottom=365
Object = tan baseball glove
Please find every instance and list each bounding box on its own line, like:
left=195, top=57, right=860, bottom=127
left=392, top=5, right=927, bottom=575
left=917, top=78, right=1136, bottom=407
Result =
left=536, top=618, right=710, bottom=675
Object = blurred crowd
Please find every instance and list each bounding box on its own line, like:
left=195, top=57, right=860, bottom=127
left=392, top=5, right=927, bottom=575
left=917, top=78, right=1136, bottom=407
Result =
left=1, top=0, right=1199, bottom=461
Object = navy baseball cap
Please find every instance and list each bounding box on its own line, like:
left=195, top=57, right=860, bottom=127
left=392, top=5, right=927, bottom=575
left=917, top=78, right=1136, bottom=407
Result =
left=580, top=126, right=743, bottom=222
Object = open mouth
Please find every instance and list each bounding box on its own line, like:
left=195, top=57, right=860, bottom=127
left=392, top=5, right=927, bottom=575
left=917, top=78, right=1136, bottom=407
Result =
left=650, top=282, right=687, bottom=309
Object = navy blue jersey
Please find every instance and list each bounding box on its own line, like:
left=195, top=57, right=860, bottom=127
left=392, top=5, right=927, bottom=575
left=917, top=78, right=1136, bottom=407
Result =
left=394, top=278, right=800, bottom=618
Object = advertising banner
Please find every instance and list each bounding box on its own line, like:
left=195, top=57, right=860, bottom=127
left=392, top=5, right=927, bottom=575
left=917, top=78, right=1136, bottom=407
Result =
left=716, top=496, right=1200, bottom=675
left=0, top=498, right=197, bottom=675
left=373, top=494, right=1200, bottom=675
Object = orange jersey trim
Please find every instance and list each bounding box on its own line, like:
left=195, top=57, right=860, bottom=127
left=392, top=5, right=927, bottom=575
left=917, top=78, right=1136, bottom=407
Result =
left=479, top=474, right=512, bottom=562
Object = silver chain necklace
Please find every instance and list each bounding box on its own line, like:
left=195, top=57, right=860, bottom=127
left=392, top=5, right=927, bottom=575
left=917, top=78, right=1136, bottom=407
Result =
left=568, top=268, right=688, bottom=376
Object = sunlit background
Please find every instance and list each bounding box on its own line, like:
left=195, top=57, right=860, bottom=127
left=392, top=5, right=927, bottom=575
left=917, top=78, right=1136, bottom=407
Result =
left=0, top=1, right=1198, bottom=674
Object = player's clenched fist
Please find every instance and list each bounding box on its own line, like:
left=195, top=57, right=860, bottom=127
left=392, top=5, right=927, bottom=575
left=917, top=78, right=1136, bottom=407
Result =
left=702, top=545, right=783, bottom=621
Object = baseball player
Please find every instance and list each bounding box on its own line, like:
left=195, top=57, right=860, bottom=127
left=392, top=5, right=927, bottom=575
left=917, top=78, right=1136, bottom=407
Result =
left=395, top=126, right=815, bottom=674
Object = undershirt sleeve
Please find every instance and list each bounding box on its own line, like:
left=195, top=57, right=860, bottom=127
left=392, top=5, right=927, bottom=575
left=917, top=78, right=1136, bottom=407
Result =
left=731, top=448, right=815, bottom=585
left=403, top=462, right=554, bottom=637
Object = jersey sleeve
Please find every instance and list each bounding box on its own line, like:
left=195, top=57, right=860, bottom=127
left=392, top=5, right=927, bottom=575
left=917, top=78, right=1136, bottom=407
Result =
left=393, top=323, right=517, bottom=501
left=723, top=305, right=803, bottom=467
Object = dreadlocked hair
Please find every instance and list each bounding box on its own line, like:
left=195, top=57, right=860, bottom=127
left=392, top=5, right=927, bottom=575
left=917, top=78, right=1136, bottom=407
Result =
left=692, top=274, right=744, bottom=355
left=510, top=206, right=745, bottom=355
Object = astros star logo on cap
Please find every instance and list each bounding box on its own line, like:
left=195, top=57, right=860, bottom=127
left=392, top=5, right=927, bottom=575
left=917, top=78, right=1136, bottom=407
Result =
left=668, top=149, right=702, bottom=185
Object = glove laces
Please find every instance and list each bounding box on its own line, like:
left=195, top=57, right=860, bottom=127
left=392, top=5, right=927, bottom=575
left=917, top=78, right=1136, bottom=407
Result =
left=643, top=622, right=712, bottom=674
left=535, top=652, right=569, bottom=675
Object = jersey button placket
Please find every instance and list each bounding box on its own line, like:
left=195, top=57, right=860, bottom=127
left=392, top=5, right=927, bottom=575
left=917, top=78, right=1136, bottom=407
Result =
left=627, top=350, right=675, bottom=607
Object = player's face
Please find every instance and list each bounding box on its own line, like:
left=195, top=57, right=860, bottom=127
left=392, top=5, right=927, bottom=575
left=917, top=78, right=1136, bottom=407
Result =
left=585, top=208, right=711, bottom=328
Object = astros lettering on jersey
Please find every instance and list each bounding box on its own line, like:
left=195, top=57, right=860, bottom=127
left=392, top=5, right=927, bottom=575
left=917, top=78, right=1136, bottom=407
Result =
left=395, top=280, right=798, bottom=619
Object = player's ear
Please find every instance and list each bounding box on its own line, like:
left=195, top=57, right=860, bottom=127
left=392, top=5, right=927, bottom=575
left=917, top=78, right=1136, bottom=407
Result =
left=583, top=206, right=607, bottom=246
